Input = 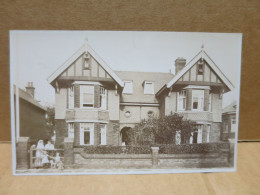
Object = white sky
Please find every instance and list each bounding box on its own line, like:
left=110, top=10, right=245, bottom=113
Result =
left=10, top=31, right=242, bottom=108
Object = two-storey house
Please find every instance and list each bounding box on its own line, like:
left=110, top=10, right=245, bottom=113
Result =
left=47, top=41, right=234, bottom=147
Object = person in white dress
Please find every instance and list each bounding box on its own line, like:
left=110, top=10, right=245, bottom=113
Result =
left=35, top=140, right=44, bottom=167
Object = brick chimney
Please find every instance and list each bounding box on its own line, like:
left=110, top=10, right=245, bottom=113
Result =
left=25, top=82, right=35, bottom=98
left=175, top=57, right=186, bottom=74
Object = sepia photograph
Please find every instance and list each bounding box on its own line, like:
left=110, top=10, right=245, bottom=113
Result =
left=10, top=31, right=242, bottom=175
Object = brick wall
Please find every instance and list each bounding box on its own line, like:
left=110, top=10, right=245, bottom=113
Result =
left=204, top=89, right=210, bottom=111
left=94, top=85, right=100, bottom=108
left=55, top=119, right=67, bottom=148
left=210, top=122, right=221, bottom=142
left=16, top=137, right=30, bottom=169
left=186, top=88, right=192, bottom=110
left=107, top=120, right=120, bottom=146
left=94, top=123, right=99, bottom=145
left=74, top=122, right=80, bottom=146
left=74, top=84, right=80, bottom=108
left=72, top=148, right=231, bottom=169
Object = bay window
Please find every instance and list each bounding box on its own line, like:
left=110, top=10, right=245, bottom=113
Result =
left=192, top=90, right=204, bottom=111
left=68, top=86, right=74, bottom=109
left=177, top=90, right=186, bottom=111
left=68, top=123, right=74, bottom=138
left=80, top=123, right=94, bottom=145
left=100, top=86, right=107, bottom=110
left=80, top=85, right=94, bottom=108
left=99, top=124, right=107, bottom=145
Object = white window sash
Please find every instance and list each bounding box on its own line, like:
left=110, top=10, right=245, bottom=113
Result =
left=197, top=126, right=202, bottom=144
left=68, top=87, right=74, bottom=109
left=100, top=124, right=107, bottom=145
left=192, top=90, right=204, bottom=111
left=177, top=90, right=186, bottom=111
left=122, top=81, right=133, bottom=94
left=80, top=123, right=94, bottom=145
left=144, top=82, right=154, bottom=94
left=80, top=85, right=94, bottom=108
left=100, top=87, right=107, bottom=110
left=207, top=125, right=211, bottom=143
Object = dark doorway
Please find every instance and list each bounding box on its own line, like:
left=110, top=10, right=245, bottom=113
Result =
left=120, top=127, right=131, bottom=145
left=193, top=131, right=198, bottom=144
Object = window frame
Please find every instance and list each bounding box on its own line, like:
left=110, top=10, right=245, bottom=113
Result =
left=80, top=123, right=94, bottom=145
left=68, top=123, right=74, bottom=138
left=197, top=61, right=204, bottom=75
left=68, top=86, right=74, bottom=109
left=177, top=90, right=186, bottom=111
left=122, top=80, right=133, bottom=94
left=144, top=81, right=154, bottom=95
left=82, top=53, right=91, bottom=70
left=192, top=89, right=204, bottom=111
left=100, top=86, right=107, bottom=110
left=99, top=124, right=107, bottom=145
left=80, top=85, right=94, bottom=108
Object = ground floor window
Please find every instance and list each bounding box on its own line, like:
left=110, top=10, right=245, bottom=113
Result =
left=99, top=124, right=107, bottom=145
left=80, top=123, right=94, bottom=145
left=190, top=125, right=203, bottom=144
left=68, top=123, right=74, bottom=138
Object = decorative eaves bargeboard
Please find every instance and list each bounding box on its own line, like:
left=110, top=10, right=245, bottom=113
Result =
left=156, top=50, right=235, bottom=97
left=47, top=43, right=124, bottom=87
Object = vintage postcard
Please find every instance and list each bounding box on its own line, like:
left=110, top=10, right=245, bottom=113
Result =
left=10, top=31, right=242, bottom=175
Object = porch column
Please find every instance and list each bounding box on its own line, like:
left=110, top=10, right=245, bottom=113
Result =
left=16, top=137, right=30, bottom=170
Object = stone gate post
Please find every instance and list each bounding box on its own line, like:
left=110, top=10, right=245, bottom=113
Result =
left=16, top=137, right=30, bottom=170
left=64, top=137, right=74, bottom=168
left=151, top=147, right=159, bottom=167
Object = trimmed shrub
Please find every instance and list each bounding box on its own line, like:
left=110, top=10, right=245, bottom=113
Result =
left=159, top=142, right=230, bottom=154
left=82, top=145, right=152, bottom=154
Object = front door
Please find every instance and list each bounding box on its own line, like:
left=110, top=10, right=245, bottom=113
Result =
left=193, top=131, right=198, bottom=144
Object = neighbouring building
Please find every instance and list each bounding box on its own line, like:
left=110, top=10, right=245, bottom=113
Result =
left=47, top=41, right=234, bottom=148
left=221, top=101, right=237, bottom=141
left=14, top=82, right=49, bottom=142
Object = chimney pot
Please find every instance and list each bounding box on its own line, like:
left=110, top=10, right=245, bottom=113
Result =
left=175, top=57, right=186, bottom=74
left=25, top=82, right=35, bottom=98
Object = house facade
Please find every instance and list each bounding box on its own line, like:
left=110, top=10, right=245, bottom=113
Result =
left=47, top=41, right=234, bottom=148
left=14, top=83, right=49, bottom=142
left=221, top=101, right=237, bottom=141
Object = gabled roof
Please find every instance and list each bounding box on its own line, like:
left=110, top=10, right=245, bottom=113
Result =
left=47, top=42, right=124, bottom=87
left=157, top=49, right=235, bottom=96
left=116, top=71, right=174, bottom=103
left=14, top=85, right=47, bottom=112
left=223, top=101, right=237, bottom=114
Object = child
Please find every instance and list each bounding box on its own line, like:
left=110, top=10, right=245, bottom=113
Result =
left=54, top=152, right=64, bottom=171
left=41, top=151, right=50, bottom=168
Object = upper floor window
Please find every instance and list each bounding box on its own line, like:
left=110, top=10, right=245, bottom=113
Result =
left=192, top=90, right=204, bottom=111
left=83, top=53, right=90, bottom=70
left=197, top=61, right=204, bottom=75
left=144, top=81, right=154, bottom=94
left=68, top=86, right=74, bottom=109
left=177, top=90, right=186, bottom=111
left=122, top=81, right=133, bottom=94
left=80, top=85, right=94, bottom=108
left=100, top=86, right=107, bottom=110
